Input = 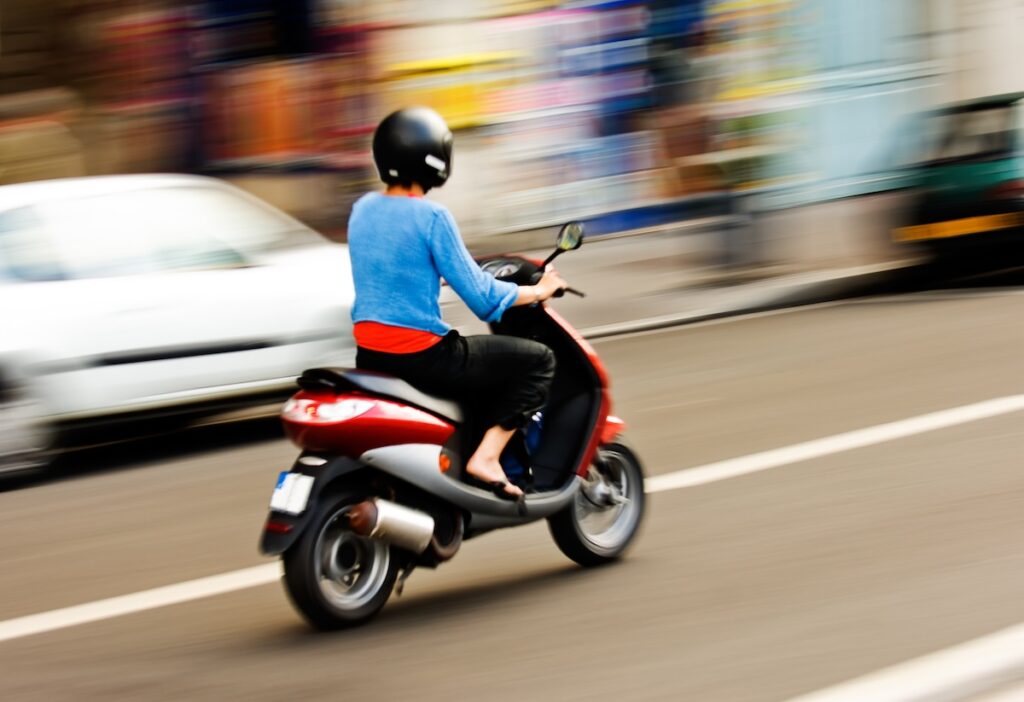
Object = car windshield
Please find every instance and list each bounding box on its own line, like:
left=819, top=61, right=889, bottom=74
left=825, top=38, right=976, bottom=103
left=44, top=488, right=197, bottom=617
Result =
left=0, top=184, right=316, bottom=281
left=0, top=207, right=65, bottom=282
left=923, top=103, right=1020, bottom=162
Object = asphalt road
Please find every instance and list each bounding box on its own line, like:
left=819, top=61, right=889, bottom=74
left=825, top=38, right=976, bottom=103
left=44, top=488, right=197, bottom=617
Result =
left=1, top=284, right=1023, bottom=701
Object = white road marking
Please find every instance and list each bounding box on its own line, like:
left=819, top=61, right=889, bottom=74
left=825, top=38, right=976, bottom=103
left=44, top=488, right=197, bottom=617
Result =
left=0, top=564, right=280, bottom=644
left=785, top=621, right=1024, bottom=702
left=0, top=394, right=1022, bottom=650
left=645, top=394, right=1024, bottom=493
left=972, top=679, right=1024, bottom=702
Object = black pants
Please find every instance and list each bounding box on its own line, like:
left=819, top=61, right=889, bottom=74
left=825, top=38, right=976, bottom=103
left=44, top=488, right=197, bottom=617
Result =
left=356, top=331, right=555, bottom=431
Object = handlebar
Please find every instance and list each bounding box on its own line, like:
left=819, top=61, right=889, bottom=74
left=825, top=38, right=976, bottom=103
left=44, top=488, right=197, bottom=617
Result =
left=553, top=287, right=585, bottom=298
left=519, top=262, right=584, bottom=299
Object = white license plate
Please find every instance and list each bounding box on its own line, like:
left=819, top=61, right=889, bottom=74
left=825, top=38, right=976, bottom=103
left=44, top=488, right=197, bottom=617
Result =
left=269, top=472, right=315, bottom=515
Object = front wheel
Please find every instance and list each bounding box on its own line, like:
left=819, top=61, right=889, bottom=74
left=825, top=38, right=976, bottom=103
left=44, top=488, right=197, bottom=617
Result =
left=282, top=492, right=399, bottom=630
left=548, top=441, right=645, bottom=566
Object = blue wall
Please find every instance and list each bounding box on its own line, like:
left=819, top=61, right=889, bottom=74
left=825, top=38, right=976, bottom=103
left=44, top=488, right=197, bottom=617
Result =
left=760, top=0, right=937, bottom=209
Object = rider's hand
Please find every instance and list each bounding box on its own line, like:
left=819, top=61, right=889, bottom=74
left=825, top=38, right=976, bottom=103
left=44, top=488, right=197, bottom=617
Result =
left=537, top=269, right=569, bottom=300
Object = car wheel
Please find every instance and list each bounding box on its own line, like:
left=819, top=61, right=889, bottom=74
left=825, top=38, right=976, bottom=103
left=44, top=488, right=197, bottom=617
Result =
left=0, top=377, right=53, bottom=480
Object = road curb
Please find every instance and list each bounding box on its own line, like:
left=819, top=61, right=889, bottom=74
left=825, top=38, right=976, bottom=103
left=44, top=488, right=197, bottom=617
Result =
left=580, top=260, right=918, bottom=340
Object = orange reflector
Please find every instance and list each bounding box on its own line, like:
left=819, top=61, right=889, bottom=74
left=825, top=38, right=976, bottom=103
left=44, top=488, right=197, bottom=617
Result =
left=439, top=454, right=451, bottom=472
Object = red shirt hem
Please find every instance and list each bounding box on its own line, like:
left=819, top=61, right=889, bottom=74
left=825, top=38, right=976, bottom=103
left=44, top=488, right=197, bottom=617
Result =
left=354, top=321, right=443, bottom=354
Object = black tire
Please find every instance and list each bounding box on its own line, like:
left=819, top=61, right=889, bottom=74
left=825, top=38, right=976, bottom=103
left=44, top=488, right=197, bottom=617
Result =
left=0, top=377, right=53, bottom=483
left=548, top=441, right=645, bottom=567
left=282, top=492, right=399, bottom=630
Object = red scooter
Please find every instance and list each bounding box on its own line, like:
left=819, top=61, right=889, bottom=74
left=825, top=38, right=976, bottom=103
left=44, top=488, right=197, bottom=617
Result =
left=259, top=222, right=645, bottom=629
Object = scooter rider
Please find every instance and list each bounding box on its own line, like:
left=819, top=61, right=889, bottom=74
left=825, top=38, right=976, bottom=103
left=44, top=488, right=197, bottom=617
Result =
left=348, top=107, right=569, bottom=501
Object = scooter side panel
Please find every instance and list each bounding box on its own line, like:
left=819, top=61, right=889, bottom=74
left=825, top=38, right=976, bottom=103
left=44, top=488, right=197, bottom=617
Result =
left=360, top=443, right=581, bottom=519
left=539, top=306, right=613, bottom=476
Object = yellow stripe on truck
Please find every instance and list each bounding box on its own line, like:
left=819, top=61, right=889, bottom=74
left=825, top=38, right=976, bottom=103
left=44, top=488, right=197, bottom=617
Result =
left=894, top=212, right=1024, bottom=242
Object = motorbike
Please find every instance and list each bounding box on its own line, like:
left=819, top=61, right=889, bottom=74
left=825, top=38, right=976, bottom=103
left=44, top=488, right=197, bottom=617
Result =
left=259, top=222, right=645, bottom=630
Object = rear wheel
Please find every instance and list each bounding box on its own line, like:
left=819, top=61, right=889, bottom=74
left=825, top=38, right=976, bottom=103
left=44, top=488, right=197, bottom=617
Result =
left=548, top=441, right=645, bottom=566
left=0, top=379, right=52, bottom=482
left=282, top=492, right=399, bottom=630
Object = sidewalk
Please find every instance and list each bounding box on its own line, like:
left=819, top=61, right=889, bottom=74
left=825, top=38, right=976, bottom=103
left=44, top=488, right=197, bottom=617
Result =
left=444, top=230, right=919, bottom=338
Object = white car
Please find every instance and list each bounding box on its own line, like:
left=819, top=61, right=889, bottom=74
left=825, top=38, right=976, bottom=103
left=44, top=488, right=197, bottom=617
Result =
left=0, top=175, right=356, bottom=476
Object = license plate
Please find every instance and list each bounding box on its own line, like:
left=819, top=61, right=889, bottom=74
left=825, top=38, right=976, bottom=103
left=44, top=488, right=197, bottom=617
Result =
left=269, top=472, right=315, bottom=515
left=893, top=212, right=1024, bottom=242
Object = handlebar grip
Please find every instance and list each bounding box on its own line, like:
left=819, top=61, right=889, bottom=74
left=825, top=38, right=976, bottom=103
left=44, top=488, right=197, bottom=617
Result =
left=552, top=287, right=584, bottom=298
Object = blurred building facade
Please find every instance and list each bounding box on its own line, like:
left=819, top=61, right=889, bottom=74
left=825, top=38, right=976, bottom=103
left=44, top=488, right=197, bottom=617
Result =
left=925, top=0, right=1024, bottom=103
left=1, top=1, right=1023, bottom=248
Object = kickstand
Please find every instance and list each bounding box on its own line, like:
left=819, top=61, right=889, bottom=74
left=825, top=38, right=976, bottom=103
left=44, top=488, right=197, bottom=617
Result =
left=395, top=563, right=416, bottom=597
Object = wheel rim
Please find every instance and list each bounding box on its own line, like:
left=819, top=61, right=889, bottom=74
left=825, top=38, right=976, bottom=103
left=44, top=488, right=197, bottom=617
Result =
left=574, top=448, right=642, bottom=552
left=313, top=506, right=391, bottom=611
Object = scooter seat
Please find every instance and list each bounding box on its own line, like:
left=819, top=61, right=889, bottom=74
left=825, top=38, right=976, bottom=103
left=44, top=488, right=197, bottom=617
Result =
left=297, top=368, right=463, bottom=424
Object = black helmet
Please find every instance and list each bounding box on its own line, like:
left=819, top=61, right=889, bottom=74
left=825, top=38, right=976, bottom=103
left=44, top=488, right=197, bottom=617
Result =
left=372, top=107, right=453, bottom=191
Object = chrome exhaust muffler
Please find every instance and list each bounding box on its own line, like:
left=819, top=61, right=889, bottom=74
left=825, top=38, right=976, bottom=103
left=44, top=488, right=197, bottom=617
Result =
left=348, top=498, right=435, bottom=554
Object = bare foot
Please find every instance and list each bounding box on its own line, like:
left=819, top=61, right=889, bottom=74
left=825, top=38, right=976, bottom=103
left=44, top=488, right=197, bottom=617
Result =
left=465, top=455, right=524, bottom=497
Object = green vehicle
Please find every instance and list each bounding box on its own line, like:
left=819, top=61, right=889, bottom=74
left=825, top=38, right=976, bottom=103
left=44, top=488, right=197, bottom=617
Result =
left=894, top=92, right=1024, bottom=259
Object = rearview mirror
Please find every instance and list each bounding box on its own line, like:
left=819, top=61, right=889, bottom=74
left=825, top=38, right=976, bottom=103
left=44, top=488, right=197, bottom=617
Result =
left=556, top=221, right=584, bottom=251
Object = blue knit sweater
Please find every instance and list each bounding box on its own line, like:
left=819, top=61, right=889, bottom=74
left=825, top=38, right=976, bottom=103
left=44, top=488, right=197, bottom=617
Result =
left=348, top=192, right=519, bottom=335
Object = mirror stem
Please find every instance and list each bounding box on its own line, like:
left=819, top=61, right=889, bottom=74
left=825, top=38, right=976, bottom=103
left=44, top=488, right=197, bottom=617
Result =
left=541, top=249, right=563, bottom=269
